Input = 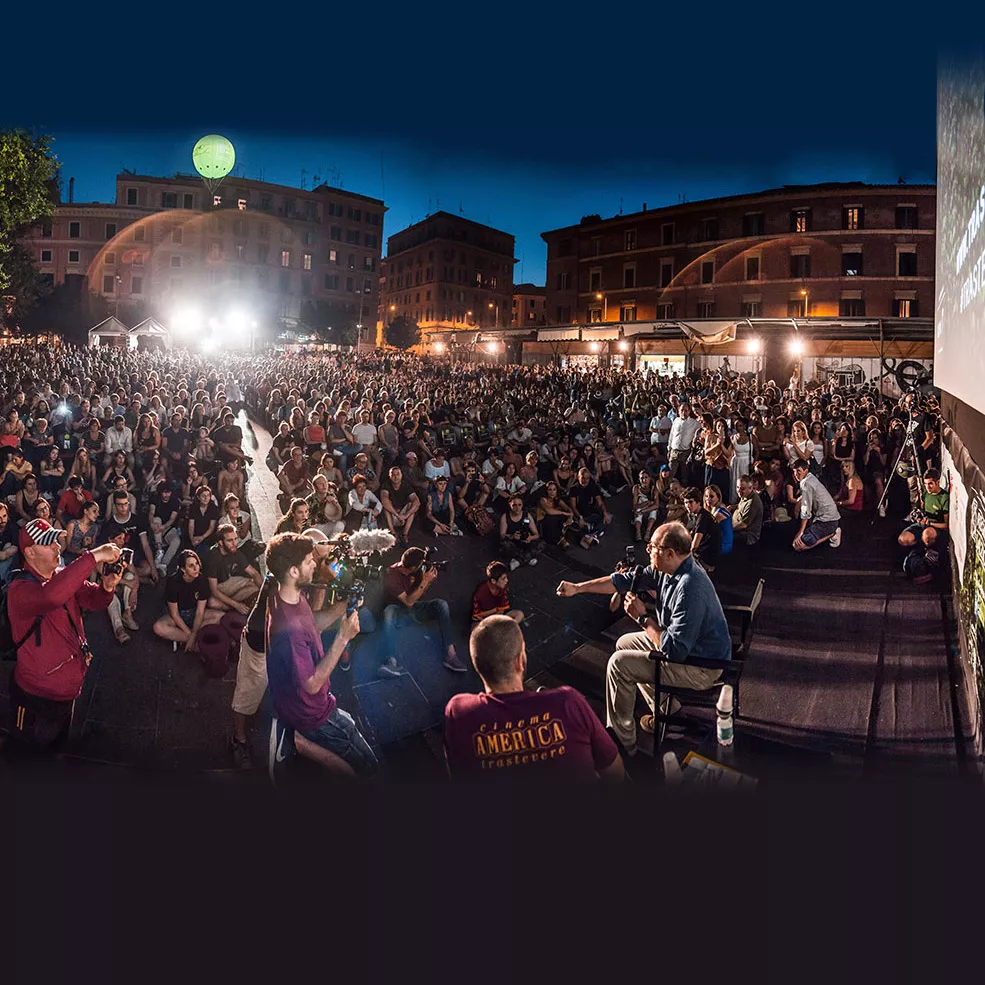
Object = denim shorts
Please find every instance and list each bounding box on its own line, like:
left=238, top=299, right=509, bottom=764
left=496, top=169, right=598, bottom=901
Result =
left=298, top=706, right=378, bottom=777
left=801, top=518, right=839, bottom=547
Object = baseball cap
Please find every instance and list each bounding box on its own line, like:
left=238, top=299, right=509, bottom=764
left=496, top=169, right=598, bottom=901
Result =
left=19, top=518, right=61, bottom=552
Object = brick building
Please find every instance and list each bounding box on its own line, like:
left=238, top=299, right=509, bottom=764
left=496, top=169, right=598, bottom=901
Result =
left=21, top=173, right=386, bottom=347
left=378, top=212, right=514, bottom=344
left=511, top=283, right=547, bottom=326
left=541, top=182, right=936, bottom=326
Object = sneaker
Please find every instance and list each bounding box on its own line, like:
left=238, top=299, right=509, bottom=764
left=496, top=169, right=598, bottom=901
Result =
left=156, top=563, right=168, bottom=577
left=602, top=489, right=612, bottom=498
left=509, top=558, right=521, bottom=572
left=121, top=609, right=139, bottom=632
left=434, top=529, right=440, bottom=538
left=443, top=654, right=468, bottom=673
left=230, top=738, right=252, bottom=770
left=451, top=526, right=464, bottom=537
left=339, top=648, right=352, bottom=672
left=527, top=557, right=538, bottom=566
left=829, top=527, right=842, bottom=548
left=378, top=660, right=407, bottom=679
left=878, top=504, right=887, bottom=518
left=154, top=548, right=165, bottom=566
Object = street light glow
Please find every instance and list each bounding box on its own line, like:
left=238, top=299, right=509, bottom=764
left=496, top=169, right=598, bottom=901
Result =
left=618, top=341, right=628, bottom=352
left=748, top=337, right=762, bottom=354
left=790, top=338, right=805, bottom=356
left=590, top=342, right=600, bottom=353
left=433, top=343, right=445, bottom=354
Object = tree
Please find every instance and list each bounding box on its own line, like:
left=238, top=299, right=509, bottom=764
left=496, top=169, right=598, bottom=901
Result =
left=20, top=284, right=110, bottom=345
left=385, top=314, right=420, bottom=350
left=299, top=298, right=358, bottom=347
left=0, top=130, right=60, bottom=323
left=1, top=241, right=51, bottom=330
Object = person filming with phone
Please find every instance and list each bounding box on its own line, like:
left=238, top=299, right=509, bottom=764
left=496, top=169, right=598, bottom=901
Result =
left=6, top=518, right=124, bottom=752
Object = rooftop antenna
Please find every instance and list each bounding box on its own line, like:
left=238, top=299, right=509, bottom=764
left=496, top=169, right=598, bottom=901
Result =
left=459, top=200, right=464, bottom=215
left=619, top=197, right=623, bottom=215
left=380, top=153, right=386, bottom=201
left=312, top=172, right=321, bottom=186
left=300, top=168, right=307, bottom=190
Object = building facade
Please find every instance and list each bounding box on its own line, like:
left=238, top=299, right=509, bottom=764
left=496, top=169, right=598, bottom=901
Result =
left=378, top=212, right=515, bottom=343
left=21, top=173, right=386, bottom=347
left=541, top=183, right=936, bottom=326
left=511, top=283, right=547, bottom=326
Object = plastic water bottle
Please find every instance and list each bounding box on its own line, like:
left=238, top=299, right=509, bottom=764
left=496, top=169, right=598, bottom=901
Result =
left=663, top=751, right=682, bottom=786
left=716, top=684, right=734, bottom=746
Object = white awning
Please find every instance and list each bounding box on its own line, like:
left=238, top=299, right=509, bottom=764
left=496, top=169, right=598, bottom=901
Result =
left=679, top=320, right=737, bottom=345
left=582, top=327, right=620, bottom=341
left=538, top=328, right=580, bottom=341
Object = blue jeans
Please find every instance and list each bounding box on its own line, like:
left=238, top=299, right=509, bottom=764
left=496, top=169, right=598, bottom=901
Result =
left=382, top=598, right=453, bottom=663
left=298, top=706, right=378, bottom=777
left=334, top=443, right=363, bottom=472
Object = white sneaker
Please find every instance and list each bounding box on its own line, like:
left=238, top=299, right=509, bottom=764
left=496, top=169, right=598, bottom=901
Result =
left=528, top=557, right=538, bottom=566
left=829, top=527, right=842, bottom=548
left=509, top=558, right=521, bottom=571
left=878, top=504, right=886, bottom=518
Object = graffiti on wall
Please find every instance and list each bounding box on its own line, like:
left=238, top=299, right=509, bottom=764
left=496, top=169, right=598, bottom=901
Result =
left=810, top=356, right=934, bottom=395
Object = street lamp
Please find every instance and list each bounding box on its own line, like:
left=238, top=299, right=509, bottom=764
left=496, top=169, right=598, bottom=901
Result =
left=801, top=288, right=809, bottom=318
left=594, top=292, right=607, bottom=322
left=488, top=301, right=499, bottom=327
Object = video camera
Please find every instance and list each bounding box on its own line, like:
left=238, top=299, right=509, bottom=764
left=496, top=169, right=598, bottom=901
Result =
left=423, top=546, right=450, bottom=572
left=309, top=528, right=395, bottom=610
left=609, top=546, right=643, bottom=613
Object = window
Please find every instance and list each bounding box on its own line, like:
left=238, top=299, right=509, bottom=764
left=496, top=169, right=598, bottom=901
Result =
left=133, top=225, right=145, bottom=242
left=327, top=202, right=343, bottom=217
left=701, top=261, right=715, bottom=284
left=363, top=255, right=375, bottom=271
left=126, top=188, right=138, bottom=206
left=258, top=245, right=269, bottom=263
left=40, top=249, right=52, bottom=263
left=415, top=292, right=421, bottom=303
left=656, top=302, right=675, bottom=319
left=325, top=274, right=339, bottom=290
left=328, top=249, right=338, bottom=264
left=842, top=206, right=864, bottom=230
left=591, top=236, right=602, bottom=256
left=367, top=212, right=380, bottom=225
left=790, top=208, right=811, bottom=233
left=745, top=256, right=760, bottom=281
left=426, top=290, right=431, bottom=301
left=587, top=269, right=600, bottom=292
left=620, top=305, right=637, bottom=322
left=660, top=223, right=675, bottom=245
left=790, top=253, right=811, bottom=278
left=261, top=195, right=273, bottom=211
left=897, top=248, right=917, bottom=277
left=104, top=252, right=115, bottom=265
left=162, top=192, right=177, bottom=209
left=68, top=250, right=80, bottom=264
left=69, top=221, right=81, bottom=238
left=741, top=301, right=761, bottom=317
left=330, top=225, right=342, bottom=241
left=303, top=231, right=315, bottom=246
left=170, top=256, right=181, bottom=268
left=132, top=277, right=142, bottom=294
left=347, top=207, right=362, bottom=221
left=840, top=299, right=866, bottom=316
left=183, top=193, right=194, bottom=209
left=41, top=220, right=52, bottom=238
left=589, top=308, right=603, bottom=323
left=700, top=218, right=719, bottom=240
left=346, top=276, right=355, bottom=292
left=132, top=253, right=143, bottom=266
left=172, top=226, right=183, bottom=245
left=556, top=305, right=572, bottom=323
left=346, top=230, right=360, bottom=245
left=303, top=253, right=312, bottom=271
left=893, top=298, right=919, bottom=317
left=281, top=250, right=291, bottom=267
left=103, top=275, right=115, bottom=293
left=105, top=222, right=117, bottom=240
left=742, top=213, right=765, bottom=237
left=624, top=229, right=637, bottom=251
left=623, top=264, right=636, bottom=289
left=896, top=206, right=918, bottom=229
left=842, top=252, right=863, bottom=276
left=364, top=278, right=373, bottom=294
left=660, top=259, right=674, bottom=288
left=364, top=234, right=378, bottom=249
left=697, top=301, right=715, bottom=317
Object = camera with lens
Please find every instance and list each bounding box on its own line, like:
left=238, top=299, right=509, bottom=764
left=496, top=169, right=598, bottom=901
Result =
left=423, top=546, right=450, bottom=572
left=104, top=547, right=134, bottom=576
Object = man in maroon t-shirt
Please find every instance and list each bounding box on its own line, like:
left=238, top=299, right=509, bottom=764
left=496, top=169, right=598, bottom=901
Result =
left=444, top=615, right=623, bottom=781
left=470, top=561, right=525, bottom=625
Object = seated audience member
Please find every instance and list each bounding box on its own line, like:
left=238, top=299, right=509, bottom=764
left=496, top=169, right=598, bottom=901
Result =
left=401, top=451, right=430, bottom=503
left=102, top=475, right=136, bottom=520
left=0, top=501, right=19, bottom=583
left=56, top=475, right=94, bottom=528
left=102, top=488, right=158, bottom=585
left=703, top=484, right=733, bottom=556
left=791, top=460, right=842, bottom=551
left=203, top=523, right=263, bottom=615
left=264, top=532, right=376, bottom=777
left=684, top=486, right=721, bottom=571
left=2, top=448, right=34, bottom=500
left=187, top=484, right=220, bottom=557
left=316, top=451, right=345, bottom=490
left=153, top=549, right=222, bottom=649
left=180, top=463, right=209, bottom=509
left=898, top=468, right=949, bottom=558
left=345, top=473, right=383, bottom=532
left=219, top=492, right=263, bottom=564
left=380, top=465, right=420, bottom=544
left=345, top=452, right=379, bottom=493
left=424, top=447, right=452, bottom=485
left=444, top=615, right=623, bottom=781
left=275, top=498, right=311, bottom=536
left=62, top=499, right=102, bottom=561
left=267, top=421, right=295, bottom=471
left=351, top=409, right=382, bottom=474
left=104, top=415, right=134, bottom=470
left=471, top=561, right=525, bottom=625
left=632, top=470, right=660, bottom=543
left=382, top=546, right=466, bottom=676
left=834, top=459, right=864, bottom=512
left=555, top=521, right=730, bottom=757
left=212, top=410, right=252, bottom=466
left=148, top=482, right=182, bottom=573
left=729, top=474, right=764, bottom=546
left=217, top=456, right=247, bottom=508
left=425, top=475, right=461, bottom=537
left=536, top=480, right=574, bottom=547
left=499, top=494, right=542, bottom=570
left=38, top=446, right=65, bottom=499
left=455, top=462, right=491, bottom=534
left=569, top=466, right=612, bottom=549
left=93, top=526, right=142, bottom=644
left=277, top=445, right=313, bottom=513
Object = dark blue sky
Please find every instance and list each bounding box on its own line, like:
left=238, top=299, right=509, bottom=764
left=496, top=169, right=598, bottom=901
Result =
left=5, top=7, right=954, bottom=286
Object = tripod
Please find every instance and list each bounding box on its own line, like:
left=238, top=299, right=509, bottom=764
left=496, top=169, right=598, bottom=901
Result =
left=873, top=423, right=924, bottom=523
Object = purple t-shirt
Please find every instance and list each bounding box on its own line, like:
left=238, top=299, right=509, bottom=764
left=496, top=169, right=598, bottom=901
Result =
left=443, top=686, right=618, bottom=779
left=266, top=593, right=335, bottom=730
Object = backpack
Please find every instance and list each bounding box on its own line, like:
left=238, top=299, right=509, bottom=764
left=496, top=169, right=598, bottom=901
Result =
left=0, top=570, right=44, bottom=661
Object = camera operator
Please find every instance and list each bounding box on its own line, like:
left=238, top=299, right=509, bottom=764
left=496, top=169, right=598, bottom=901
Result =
left=555, top=521, right=731, bottom=757
left=382, top=546, right=466, bottom=676
left=499, top=494, right=542, bottom=570
left=265, top=532, right=376, bottom=777
left=152, top=549, right=223, bottom=651
left=6, top=519, right=123, bottom=751
left=471, top=561, right=525, bottom=625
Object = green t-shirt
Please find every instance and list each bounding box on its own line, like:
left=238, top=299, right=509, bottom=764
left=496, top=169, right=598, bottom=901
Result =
left=923, top=489, right=949, bottom=523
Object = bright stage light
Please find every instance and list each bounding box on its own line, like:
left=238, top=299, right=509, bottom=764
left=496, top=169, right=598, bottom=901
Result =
left=226, top=310, right=248, bottom=332
left=172, top=307, right=203, bottom=336
left=747, top=337, right=762, bottom=354
left=201, top=337, right=218, bottom=353
left=433, top=343, right=445, bottom=354
left=790, top=338, right=804, bottom=357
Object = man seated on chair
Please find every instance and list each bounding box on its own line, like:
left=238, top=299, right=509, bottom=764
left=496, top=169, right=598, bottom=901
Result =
left=556, top=521, right=731, bottom=757
left=790, top=460, right=842, bottom=551
left=264, top=532, right=376, bottom=777
left=443, top=615, right=623, bottom=781
left=203, top=523, right=263, bottom=616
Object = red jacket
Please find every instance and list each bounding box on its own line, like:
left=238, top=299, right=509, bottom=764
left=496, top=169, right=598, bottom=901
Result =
left=11, top=552, right=114, bottom=702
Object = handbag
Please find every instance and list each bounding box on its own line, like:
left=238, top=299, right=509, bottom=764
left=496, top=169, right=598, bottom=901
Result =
left=464, top=503, right=494, bottom=535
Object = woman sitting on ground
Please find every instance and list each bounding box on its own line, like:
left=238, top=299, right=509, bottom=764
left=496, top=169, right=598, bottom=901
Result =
left=632, top=470, right=660, bottom=543
left=834, top=459, right=865, bottom=513
left=536, top=480, right=574, bottom=548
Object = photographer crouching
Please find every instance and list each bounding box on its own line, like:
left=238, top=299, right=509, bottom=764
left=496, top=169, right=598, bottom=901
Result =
left=6, top=519, right=124, bottom=752
left=381, top=546, right=466, bottom=677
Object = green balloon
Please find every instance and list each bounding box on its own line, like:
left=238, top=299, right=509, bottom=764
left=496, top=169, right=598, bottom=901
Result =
left=192, top=134, right=236, bottom=180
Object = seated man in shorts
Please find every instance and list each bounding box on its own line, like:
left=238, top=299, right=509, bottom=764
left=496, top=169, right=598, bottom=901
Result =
left=791, top=461, right=842, bottom=551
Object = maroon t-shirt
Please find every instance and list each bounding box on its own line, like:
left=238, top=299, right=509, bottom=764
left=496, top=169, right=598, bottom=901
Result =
left=471, top=581, right=510, bottom=622
left=444, top=686, right=618, bottom=780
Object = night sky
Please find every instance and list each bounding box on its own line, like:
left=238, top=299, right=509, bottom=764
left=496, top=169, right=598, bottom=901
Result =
left=4, top=8, right=957, bottom=287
